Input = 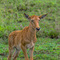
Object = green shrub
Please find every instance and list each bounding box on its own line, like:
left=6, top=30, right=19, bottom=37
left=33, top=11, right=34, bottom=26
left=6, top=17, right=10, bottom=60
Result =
left=48, top=30, right=59, bottom=39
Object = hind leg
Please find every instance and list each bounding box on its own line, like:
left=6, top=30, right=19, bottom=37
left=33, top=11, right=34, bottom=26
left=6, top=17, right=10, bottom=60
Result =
left=13, top=49, right=20, bottom=60
left=8, top=47, right=13, bottom=60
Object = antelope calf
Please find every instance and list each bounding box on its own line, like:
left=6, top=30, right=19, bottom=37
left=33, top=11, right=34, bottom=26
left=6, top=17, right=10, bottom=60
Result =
left=8, top=13, right=47, bottom=60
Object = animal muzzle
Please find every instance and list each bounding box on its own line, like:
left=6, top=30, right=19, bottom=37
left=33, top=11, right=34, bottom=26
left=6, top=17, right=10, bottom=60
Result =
left=36, top=28, right=40, bottom=31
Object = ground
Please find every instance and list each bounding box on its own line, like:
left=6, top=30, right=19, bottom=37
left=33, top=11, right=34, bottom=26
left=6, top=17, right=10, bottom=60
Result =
left=0, top=38, right=60, bottom=60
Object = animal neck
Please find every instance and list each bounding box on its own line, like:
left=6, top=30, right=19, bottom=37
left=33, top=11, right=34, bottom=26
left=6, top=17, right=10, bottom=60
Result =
left=28, top=23, right=36, bottom=36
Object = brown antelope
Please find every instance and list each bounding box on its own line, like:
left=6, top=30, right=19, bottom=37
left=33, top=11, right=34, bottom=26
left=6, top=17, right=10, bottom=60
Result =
left=8, top=13, right=47, bottom=60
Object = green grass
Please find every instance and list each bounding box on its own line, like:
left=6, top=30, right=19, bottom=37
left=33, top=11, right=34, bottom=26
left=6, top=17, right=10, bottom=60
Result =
left=0, top=0, right=60, bottom=40
left=0, top=0, right=60, bottom=60
left=0, top=38, right=60, bottom=60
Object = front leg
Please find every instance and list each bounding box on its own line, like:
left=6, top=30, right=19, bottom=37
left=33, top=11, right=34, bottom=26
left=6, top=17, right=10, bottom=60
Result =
left=29, top=47, right=34, bottom=60
left=21, top=45, right=29, bottom=60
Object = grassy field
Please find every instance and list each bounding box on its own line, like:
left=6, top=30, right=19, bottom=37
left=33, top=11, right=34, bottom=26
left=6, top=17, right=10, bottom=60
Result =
left=0, top=38, right=60, bottom=60
left=0, top=0, right=60, bottom=60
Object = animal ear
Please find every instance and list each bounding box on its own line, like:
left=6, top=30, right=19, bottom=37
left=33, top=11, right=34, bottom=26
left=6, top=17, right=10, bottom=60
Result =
left=39, top=13, right=48, bottom=19
left=24, top=13, right=30, bottom=19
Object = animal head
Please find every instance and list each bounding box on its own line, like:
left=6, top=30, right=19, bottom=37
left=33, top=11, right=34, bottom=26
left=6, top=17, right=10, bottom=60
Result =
left=24, top=13, right=47, bottom=31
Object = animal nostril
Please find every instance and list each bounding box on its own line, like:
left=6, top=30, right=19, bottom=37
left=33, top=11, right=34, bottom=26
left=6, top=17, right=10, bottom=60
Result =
left=36, top=28, right=40, bottom=31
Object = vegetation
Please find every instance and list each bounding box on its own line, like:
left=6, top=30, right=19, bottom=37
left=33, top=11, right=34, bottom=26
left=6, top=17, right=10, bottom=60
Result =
left=0, top=38, right=60, bottom=60
left=0, top=0, right=60, bottom=60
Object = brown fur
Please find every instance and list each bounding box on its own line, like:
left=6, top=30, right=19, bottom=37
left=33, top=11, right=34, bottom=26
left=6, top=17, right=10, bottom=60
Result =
left=8, top=13, right=47, bottom=60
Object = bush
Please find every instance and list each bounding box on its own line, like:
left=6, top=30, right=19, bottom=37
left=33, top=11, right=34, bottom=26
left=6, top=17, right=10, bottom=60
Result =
left=48, top=30, right=59, bottom=39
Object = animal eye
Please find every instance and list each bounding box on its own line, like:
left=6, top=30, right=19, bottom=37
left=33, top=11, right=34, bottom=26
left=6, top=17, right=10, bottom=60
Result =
left=31, top=20, right=34, bottom=22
